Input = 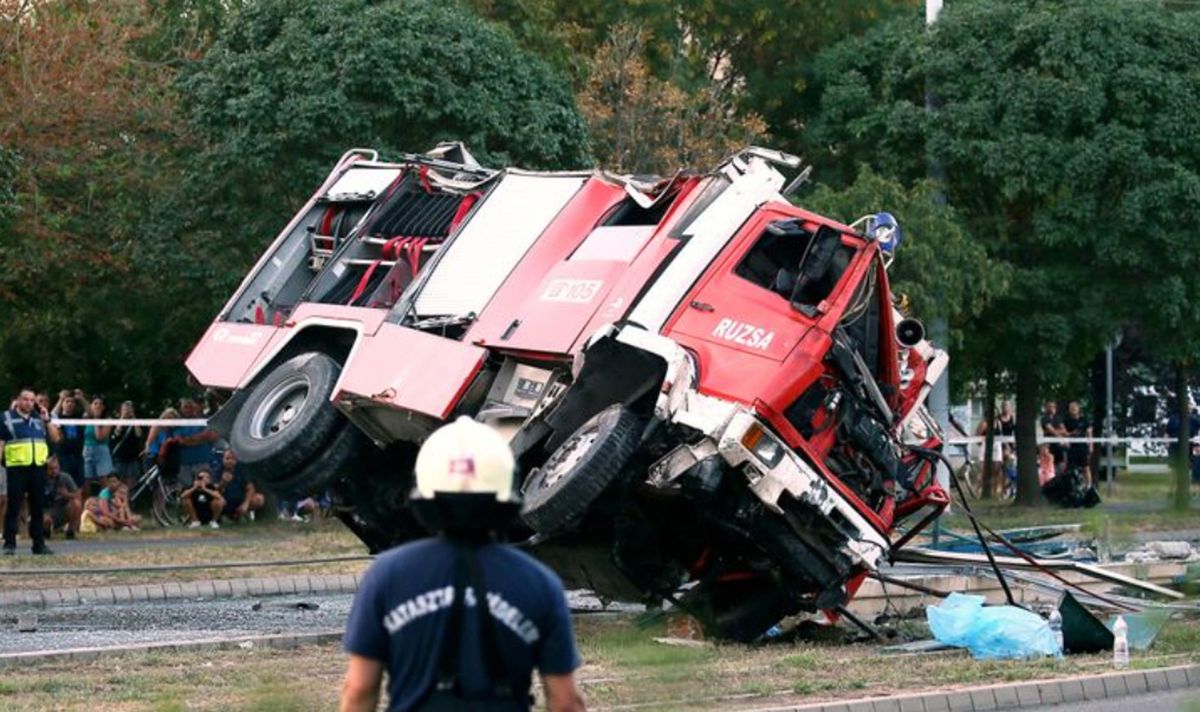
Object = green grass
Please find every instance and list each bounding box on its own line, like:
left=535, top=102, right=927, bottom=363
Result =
left=578, top=620, right=719, bottom=668
left=776, top=650, right=821, bottom=670
left=3, top=598, right=1199, bottom=711
left=943, top=471, right=1198, bottom=537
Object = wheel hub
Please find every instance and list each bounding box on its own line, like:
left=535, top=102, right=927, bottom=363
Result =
left=540, top=428, right=600, bottom=489
left=250, top=377, right=311, bottom=440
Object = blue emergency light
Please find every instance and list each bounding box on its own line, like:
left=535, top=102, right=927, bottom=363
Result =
left=872, top=212, right=903, bottom=253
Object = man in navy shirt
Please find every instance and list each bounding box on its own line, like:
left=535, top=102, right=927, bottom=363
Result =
left=339, top=418, right=585, bottom=712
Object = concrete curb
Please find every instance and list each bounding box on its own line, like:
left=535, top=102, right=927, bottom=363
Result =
left=745, top=664, right=1200, bottom=712
left=0, top=573, right=362, bottom=609
left=0, top=629, right=344, bottom=669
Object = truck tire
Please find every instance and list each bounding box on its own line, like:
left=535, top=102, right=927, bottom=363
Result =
left=268, top=422, right=370, bottom=497
left=521, top=405, right=642, bottom=534
left=230, top=352, right=343, bottom=478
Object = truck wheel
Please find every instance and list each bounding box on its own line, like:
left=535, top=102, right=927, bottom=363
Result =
left=230, top=352, right=343, bottom=478
left=268, top=423, right=370, bottom=497
left=521, top=405, right=643, bottom=534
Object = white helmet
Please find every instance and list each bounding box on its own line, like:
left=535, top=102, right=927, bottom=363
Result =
left=414, top=416, right=518, bottom=502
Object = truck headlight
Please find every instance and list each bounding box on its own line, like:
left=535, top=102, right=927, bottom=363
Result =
left=740, top=422, right=785, bottom=469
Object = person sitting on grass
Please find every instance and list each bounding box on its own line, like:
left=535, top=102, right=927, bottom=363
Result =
left=181, top=469, right=224, bottom=529
left=79, top=496, right=115, bottom=534
left=216, top=450, right=264, bottom=523
left=97, top=473, right=121, bottom=510
left=42, top=456, right=81, bottom=540
left=109, top=484, right=141, bottom=531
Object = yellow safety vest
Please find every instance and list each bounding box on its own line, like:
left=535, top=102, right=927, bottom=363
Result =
left=3, top=411, right=49, bottom=467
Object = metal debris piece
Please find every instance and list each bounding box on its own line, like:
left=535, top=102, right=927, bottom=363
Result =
left=896, top=548, right=1184, bottom=600
left=251, top=600, right=320, bottom=611
left=16, top=613, right=37, bottom=633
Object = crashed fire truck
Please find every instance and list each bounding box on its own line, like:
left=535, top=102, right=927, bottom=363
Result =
left=186, top=144, right=951, bottom=640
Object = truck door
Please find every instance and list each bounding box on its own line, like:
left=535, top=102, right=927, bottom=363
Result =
left=665, top=211, right=817, bottom=364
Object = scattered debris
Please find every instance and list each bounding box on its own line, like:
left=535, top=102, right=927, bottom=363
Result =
left=250, top=601, right=320, bottom=611
left=16, top=613, right=37, bottom=633
left=1058, top=591, right=1115, bottom=655
left=878, top=639, right=955, bottom=655
left=1056, top=591, right=1169, bottom=655
left=651, top=637, right=712, bottom=648
left=896, top=548, right=1184, bottom=600
left=1125, top=541, right=1199, bottom=564
left=664, top=614, right=704, bottom=642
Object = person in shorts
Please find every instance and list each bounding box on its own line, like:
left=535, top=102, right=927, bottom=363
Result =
left=81, top=396, right=115, bottom=493
left=174, top=397, right=217, bottom=487
left=181, top=469, right=224, bottom=529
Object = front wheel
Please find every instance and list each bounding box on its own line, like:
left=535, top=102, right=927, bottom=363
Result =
left=230, top=352, right=344, bottom=482
left=520, top=405, right=643, bottom=534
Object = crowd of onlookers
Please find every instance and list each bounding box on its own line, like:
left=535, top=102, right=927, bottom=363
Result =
left=2, top=388, right=321, bottom=540
left=969, top=399, right=1097, bottom=497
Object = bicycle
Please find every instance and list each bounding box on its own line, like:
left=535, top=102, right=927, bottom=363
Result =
left=128, top=462, right=183, bottom=527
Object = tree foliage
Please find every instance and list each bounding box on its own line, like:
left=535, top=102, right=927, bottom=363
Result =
left=473, top=1, right=920, bottom=165
left=578, top=24, right=766, bottom=174
left=809, top=0, right=1200, bottom=503
left=803, top=166, right=1007, bottom=343
left=178, top=0, right=591, bottom=250
left=0, top=0, right=200, bottom=404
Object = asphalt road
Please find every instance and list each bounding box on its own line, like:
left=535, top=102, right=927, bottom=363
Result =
left=0, top=589, right=636, bottom=655
left=1048, top=689, right=1200, bottom=711
left=0, top=593, right=353, bottom=655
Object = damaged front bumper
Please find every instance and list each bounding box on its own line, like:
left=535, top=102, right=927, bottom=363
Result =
left=593, top=323, right=891, bottom=574
left=648, top=397, right=889, bottom=571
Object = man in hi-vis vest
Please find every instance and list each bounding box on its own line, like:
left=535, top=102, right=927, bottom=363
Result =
left=2, top=388, right=61, bottom=555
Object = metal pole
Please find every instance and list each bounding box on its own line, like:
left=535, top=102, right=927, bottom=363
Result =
left=927, top=0, right=944, bottom=24
left=1106, top=342, right=1115, bottom=496
left=926, top=0, right=951, bottom=494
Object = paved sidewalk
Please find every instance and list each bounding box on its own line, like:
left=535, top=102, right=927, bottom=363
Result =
left=0, top=572, right=362, bottom=608
left=747, top=664, right=1200, bottom=712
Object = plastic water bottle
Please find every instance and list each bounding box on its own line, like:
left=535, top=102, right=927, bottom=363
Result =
left=1113, top=615, right=1130, bottom=669
left=1048, top=608, right=1064, bottom=655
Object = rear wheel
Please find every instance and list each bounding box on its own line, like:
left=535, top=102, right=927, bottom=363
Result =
left=521, top=405, right=643, bottom=534
left=230, top=353, right=344, bottom=482
left=271, top=424, right=372, bottom=498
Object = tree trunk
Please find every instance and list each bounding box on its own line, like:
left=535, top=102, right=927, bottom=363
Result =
left=1015, top=364, right=1042, bottom=506
left=1173, top=361, right=1191, bottom=512
left=981, top=370, right=997, bottom=500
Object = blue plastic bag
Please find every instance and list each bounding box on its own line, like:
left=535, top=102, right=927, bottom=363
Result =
left=927, top=593, right=1061, bottom=660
